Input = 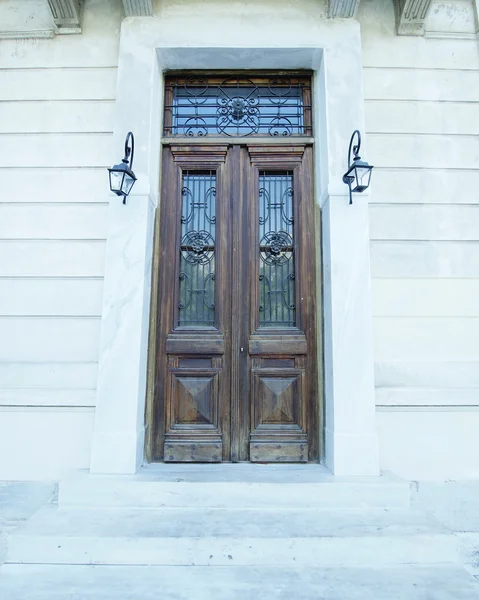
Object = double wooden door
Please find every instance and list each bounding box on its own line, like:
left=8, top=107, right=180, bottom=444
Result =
left=153, top=143, right=318, bottom=462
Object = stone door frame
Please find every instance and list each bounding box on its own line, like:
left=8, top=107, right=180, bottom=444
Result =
left=89, top=18, right=379, bottom=477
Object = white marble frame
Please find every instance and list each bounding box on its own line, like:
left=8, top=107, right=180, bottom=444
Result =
left=90, top=17, right=379, bottom=476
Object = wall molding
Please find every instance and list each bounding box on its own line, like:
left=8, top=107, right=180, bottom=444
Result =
left=0, top=29, right=55, bottom=40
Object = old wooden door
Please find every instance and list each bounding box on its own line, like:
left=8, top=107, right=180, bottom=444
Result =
left=153, top=143, right=318, bottom=462
left=152, top=73, right=318, bottom=462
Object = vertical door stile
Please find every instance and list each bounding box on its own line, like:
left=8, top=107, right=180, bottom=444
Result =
left=229, top=145, right=250, bottom=461
left=220, top=148, right=232, bottom=460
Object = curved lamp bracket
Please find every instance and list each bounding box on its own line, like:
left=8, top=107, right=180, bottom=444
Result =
left=342, top=130, right=374, bottom=205
left=108, top=132, right=138, bottom=204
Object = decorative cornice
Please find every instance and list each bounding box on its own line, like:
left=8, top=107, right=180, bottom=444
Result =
left=47, top=0, right=84, bottom=33
left=395, top=0, right=433, bottom=35
left=122, top=0, right=154, bottom=16
left=328, top=0, right=361, bottom=18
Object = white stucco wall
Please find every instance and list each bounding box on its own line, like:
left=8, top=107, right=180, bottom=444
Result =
left=0, top=0, right=477, bottom=481
left=358, top=0, right=479, bottom=480
left=0, top=0, right=122, bottom=479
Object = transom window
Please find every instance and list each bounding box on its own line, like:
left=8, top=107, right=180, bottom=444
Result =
left=164, top=73, right=312, bottom=138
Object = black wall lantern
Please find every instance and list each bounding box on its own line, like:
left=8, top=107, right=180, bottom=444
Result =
left=108, top=132, right=137, bottom=204
left=342, top=130, right=374, bottom=205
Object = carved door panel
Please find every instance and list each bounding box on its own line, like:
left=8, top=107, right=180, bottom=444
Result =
left=154, top=144, right=317, bottom=462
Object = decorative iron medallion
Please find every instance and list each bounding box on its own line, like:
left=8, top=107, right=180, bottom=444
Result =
left=260, top=231, right=294, bottom=265
left=181, top=230, right=215, bottom=265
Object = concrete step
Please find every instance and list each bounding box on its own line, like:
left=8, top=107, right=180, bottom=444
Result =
left=1, top=563, right=479, bottom=600
left=6, top=505, right=457, bottom=567
left=59, top=465, right=410, bottom=509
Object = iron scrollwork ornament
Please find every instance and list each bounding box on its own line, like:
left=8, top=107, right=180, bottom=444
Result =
left=166, top=75, right=311, bottom=138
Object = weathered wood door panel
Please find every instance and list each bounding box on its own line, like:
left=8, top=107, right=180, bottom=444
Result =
left=154, top=144, right=317, bottom=462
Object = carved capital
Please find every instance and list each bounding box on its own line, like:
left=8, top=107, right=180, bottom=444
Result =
left=395, top=0, right=433, bottom=35
left=122, top=0, right=154, bottom=16
left=47, top=0, right=84, bottom=33
left=328, top=0, right=361, bottom=18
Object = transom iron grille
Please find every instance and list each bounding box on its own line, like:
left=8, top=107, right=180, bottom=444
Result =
left=259, top=171, right=296, bottom=327
left=164, top=74, right=312, bottom=138
left=178, top=171, right=216, bottom=327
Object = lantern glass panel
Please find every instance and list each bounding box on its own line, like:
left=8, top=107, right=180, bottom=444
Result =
left=353, top=165, right=372, bottom=192
left=109, top=169, right=125, bottom=195
left=122, top=173, right=136, bottom=196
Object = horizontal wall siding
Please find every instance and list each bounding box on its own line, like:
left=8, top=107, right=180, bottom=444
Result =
left=370, top=168, right=479, bottom=204
left=2, top=169, right=109, bottom=203
left=0, top=68, right=117, bottom=101
left=0, top=204, right=109, bottom=239
left=0, top=101, right=115, bottom=134
left=377, top=410, right=479, bottom=480
left=0, top=133, right=113, bottom=168
left=359, top=0, right=479, bottom=478
left=364, top=68, right=479, bottom=102
left=363, top=37, right=479, bottom=69
left=0, top=388, right=96, bottom=408
left=365, top=101, right=479, bottom=135
left=0, top=362, right=98, bottom=389
left=0, top=241, right=106, bottom=276
left=0, top=408, right=95, bottom=480
left=369, top=134, right=479, bottom=169
left=0, top=0, right=121, bottom=477
left=375, top=361, right=479, bottom=388
left=370, top=205, right=479, bottom=241
left=0, top=317, right=101, bottom=362
left=374, top=318, right=479, bottom=361
left=376, top=387, right=479, bottom=407
left=371, top=241, right=479, bottom=278
left=0, top=278, right=103, bottom=316
left=373, top=279, right=479, bottom=317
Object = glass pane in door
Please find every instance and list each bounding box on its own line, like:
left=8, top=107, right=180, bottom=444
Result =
left=258, top=171, right=296, bottom=327
left=178, top=171, right=216, bottom=327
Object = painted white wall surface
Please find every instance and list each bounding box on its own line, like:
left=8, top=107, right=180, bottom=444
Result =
left=0, top=0, right=478, bottom=481
left=358, top=0, right=479, bottom=480
left=0, top=0, right=122, bottom=480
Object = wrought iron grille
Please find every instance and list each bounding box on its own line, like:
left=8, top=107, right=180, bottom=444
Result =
left=259, top=171, right=296, bottom=327
left=178, top=171, right=216, bottom=327
left=164, top=74, right=312, bottom=137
